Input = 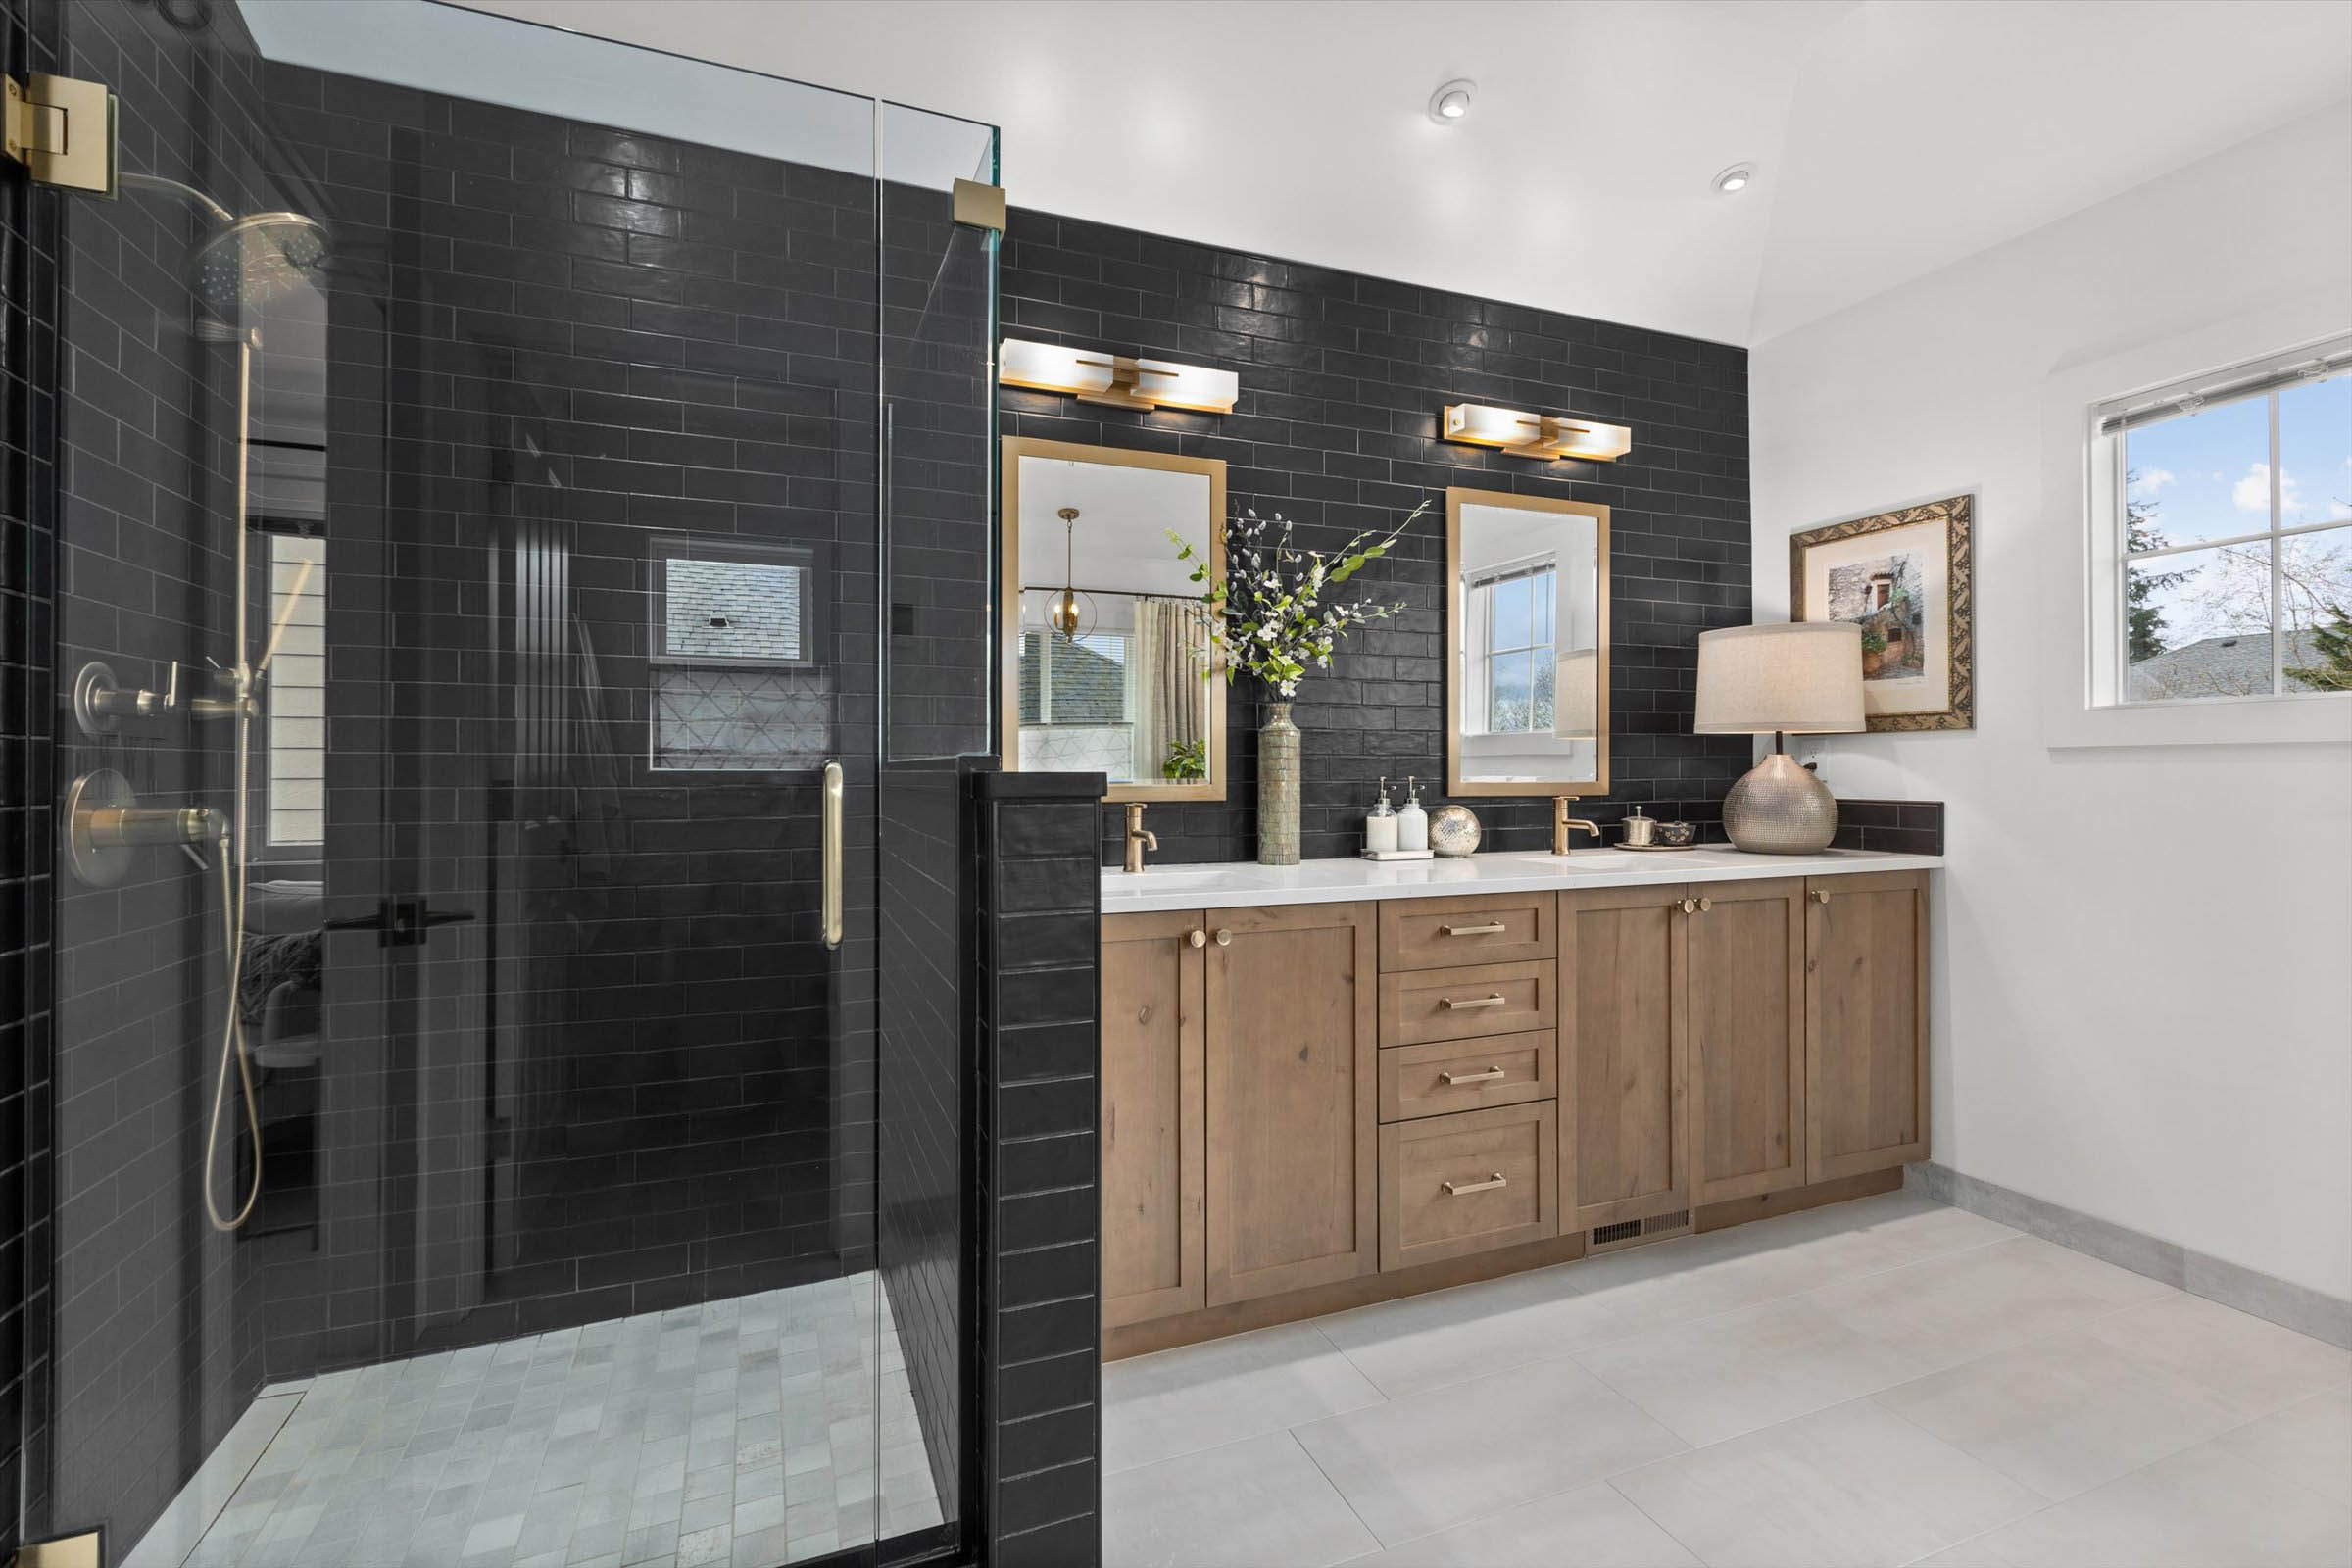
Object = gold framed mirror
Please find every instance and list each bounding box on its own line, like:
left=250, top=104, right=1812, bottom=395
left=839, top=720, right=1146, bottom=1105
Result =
left=1446, top=487, right=1610, bottom=797
left=1001, top=437, right=1228, bottom=801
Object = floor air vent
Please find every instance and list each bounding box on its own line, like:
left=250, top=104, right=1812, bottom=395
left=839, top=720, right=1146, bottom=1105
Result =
left=1588, top=1208, right=1695, bottom=1253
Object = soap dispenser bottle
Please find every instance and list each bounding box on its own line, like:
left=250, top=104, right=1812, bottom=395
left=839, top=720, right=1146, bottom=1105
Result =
left=1365, top=777, right=1399, bottom=854
left=1396, top=776, right=1430, bottom=853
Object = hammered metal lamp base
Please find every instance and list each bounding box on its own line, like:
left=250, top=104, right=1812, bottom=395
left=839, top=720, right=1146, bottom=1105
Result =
left=1721, top=753, right=1838, bottom=855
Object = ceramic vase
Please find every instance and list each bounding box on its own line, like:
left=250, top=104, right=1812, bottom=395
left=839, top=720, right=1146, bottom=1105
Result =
left=1256, top=700, right=1301, bottom=866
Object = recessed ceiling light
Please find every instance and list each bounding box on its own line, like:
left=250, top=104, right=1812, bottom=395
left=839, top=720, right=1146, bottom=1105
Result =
left=1428, top=79, right=1474, bottom=124
left=1713, top=163, right=1755, bottom=195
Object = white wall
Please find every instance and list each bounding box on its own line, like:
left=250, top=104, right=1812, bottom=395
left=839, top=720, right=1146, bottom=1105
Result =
left=1751, top=106, right=2352, bottom=1298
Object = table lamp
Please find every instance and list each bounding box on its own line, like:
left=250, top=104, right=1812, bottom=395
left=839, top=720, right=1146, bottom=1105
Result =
left=1694, top=621, right=1864, bottom=854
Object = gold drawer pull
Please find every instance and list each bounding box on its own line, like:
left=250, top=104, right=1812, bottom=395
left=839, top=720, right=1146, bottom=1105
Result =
left=1440, top=1065, right=1506, bottom=1085
left=1443, top=1171, right=1508, bottom=1196
left=1439, top=993, right=1507, bottom=1010
left=1812, top=889, right=1831, bottom=905
left=1441, top=921, right=1508, bottom=937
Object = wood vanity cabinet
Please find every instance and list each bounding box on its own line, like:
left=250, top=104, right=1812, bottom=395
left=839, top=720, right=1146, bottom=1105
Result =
left=1805, top=870, right=1930, bottom=1181
left=1689, top=877, right=1808, bottom=1205
left=1099, top=911, right=1207, bottom=1328
left=1101, top=867, right=1931, bottom=1348
left=1202, top=902, right=1379, bottom=1305
left=1558, top=885, right=1690, bottom=1233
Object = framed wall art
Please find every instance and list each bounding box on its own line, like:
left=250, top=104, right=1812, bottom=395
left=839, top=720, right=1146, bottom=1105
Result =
left=1789, top=493, right=1975, bottom=732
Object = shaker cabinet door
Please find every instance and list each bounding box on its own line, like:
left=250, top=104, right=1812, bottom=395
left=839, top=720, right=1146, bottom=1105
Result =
left=1204, top=902, right=1378, bottom=1304
left=1805, top=871, right=1930, bottom=1182
left=1559, top=885, right=1690, bottom=1233
left=1102, top=911, right=1207, bottom=1328
left=1689, top=878, right=1807, bottom=1205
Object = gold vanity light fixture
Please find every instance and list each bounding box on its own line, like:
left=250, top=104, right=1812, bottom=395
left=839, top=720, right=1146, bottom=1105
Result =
left=1442, top=403, right=1633, bottom=463
left=1000, top=337, right=1239, bottom=415
left=1046, top=506, right=1084, bottom=636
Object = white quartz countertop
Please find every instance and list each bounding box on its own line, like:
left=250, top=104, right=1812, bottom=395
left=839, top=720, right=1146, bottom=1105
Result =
left=1100, top=846, right=1942, bottom=915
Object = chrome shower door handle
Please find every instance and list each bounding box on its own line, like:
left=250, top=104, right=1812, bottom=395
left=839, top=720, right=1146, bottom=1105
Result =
left=822, top=758, right=845, bottom=951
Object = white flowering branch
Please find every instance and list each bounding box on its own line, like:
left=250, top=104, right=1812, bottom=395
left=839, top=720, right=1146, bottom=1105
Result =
left=1169, top=502, right=1426, bottom=699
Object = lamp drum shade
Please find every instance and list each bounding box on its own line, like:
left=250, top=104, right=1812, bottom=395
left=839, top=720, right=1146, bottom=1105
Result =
left=1694, top=621, right=1864, bottom=735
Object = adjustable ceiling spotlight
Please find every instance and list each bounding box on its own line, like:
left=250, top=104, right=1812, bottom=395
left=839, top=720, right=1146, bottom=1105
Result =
left=1428, top=79, right=1475, bottom=125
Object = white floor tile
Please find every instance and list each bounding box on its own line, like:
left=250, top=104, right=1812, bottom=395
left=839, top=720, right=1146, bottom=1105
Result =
left=2082, top=1294, right=2352, bottom=1421
left=1804, top=1236, right=2175, bottom=1370
left=1874, top=1328, right=2249, bottom=1501
left=1916, top=1440, right=2352, bottom=1567
left=1607, top=1396, right=2043, bottom=1568
left=1316, top=1262, right=1642, bottom=1398
left=1293, top=1353, right=1686, bottom=1545
left=1102, top=1321, right=1385, bottom=1473
left=1339, top=1480, right=1701, bottom=1567
left=1579, top=1296, right=1931, bottom=1446
left=1102, top=1430, right=1378, bottom=1568
left=2213, top=1380, right=2352, bottom=1508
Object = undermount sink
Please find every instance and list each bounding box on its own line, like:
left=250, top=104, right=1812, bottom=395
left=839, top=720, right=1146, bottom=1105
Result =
left=1106, top=866, right=1234, bottom=886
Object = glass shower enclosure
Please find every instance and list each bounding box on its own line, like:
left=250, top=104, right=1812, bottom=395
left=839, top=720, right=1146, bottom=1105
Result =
left=22, top=3, right=996, bottom=1564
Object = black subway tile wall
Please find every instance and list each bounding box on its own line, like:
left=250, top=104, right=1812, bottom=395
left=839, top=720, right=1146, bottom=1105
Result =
left=2, top=0, right=61, bottom=1544
left=1829, top=798, right=1947, bottom=856
left=46, top=0, right=274, bottom=1549
left=973, top=770, right=1104, bottom=1568
left=251, top=62, right=886, bottom=1374
left=878, top=758, right=973, bottom=1539
left=999, top=212, right=1756, bottom=864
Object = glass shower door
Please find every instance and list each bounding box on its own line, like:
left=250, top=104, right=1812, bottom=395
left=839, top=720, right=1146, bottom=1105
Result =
left=26, top=4, right=996, bottom=1565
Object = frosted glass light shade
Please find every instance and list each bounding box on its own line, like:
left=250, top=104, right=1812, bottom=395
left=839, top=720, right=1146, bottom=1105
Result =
left=1552, top=647, right=1599, bottom=739
left=1694, top=621, right=1864, bottom=735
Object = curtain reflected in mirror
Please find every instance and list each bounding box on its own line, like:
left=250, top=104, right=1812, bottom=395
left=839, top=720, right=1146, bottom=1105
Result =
left=1002, top=439, right=1229, bottom=798
left=1015, top=592, right=1211, bottom=782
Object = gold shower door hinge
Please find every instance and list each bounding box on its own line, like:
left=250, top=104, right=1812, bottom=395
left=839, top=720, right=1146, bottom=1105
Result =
left=3, top=73, right=118, bottom=194
left=13, top=1530, right=103, bottom=1568
left=952, top=176, right=1004, bottom=233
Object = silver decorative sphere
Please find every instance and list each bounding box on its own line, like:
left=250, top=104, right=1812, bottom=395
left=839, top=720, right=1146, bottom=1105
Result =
left=1722, top=754, right=1838, bottom=855
left=1429, top=804, right=1482, bottom=858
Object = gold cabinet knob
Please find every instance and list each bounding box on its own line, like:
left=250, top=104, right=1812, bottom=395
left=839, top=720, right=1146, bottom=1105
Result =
left=1680, top=897, right=1698, bottom=914
left=1188, top=929, right=1207, bottom=949
left=1697, top=897, right=1712, bottom=913
left=1812, top=889, right=1831, bottom=905
left=1214, top=929, right=1232, bottom=947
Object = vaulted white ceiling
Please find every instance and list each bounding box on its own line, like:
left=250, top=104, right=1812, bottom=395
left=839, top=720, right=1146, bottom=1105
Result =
left=456, top=0, right=2352, bottom=346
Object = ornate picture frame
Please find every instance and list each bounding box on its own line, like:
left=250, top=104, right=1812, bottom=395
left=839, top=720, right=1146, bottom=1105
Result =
left=1789, top=493, right=1975, bottom=732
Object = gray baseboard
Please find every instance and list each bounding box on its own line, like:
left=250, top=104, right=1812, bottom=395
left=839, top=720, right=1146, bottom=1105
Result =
left=1906, top=1162, right=2352, bottom=1350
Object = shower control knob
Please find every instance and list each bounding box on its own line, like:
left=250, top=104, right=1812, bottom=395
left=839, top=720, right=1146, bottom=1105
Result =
left=64, top=769, right=224, bottom=887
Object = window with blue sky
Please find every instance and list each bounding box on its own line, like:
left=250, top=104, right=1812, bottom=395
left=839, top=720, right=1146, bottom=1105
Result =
left=2121, top=371, right=2351, bottom=702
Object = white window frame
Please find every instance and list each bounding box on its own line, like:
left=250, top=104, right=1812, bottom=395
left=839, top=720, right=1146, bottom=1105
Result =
left=2095, top=342, right=2352, bottom=709
left=1464, top=554, right=1557, bottom=737
left=2041, top=309, right=2352, bottom=750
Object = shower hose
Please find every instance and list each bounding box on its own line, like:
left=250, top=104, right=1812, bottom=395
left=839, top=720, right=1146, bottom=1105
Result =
left=202, top=685, right=262, bottom=1234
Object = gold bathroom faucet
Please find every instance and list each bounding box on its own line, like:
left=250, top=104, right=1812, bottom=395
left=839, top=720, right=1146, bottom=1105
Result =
left=1123, top=802, right=1158, bottom=873
left=1553, top=796, right=1601, bottom=856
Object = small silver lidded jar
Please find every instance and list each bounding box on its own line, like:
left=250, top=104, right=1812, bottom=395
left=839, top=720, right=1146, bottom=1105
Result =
left=1428, top=804, right=1482, bottom=858
left=1620, top=805, right=1656, bottom=847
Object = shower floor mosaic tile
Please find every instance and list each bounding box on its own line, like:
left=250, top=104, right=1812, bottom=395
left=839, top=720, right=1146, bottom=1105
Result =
left=164, top=1273, right=943, bottom=1568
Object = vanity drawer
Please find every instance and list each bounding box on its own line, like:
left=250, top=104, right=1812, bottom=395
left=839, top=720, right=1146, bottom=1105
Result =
left=1380, top=893, right=1554, bottom=971
left=1379, top=1102, right=1558, bottom=1271
left=1379, top=960, right=1556, bottom=1047
left=1379, top=1032, right=1554, bottom=1122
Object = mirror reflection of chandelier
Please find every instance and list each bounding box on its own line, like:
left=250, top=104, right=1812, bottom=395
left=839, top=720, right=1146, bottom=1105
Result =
left=1047, top=506, right=1084, bottom=637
